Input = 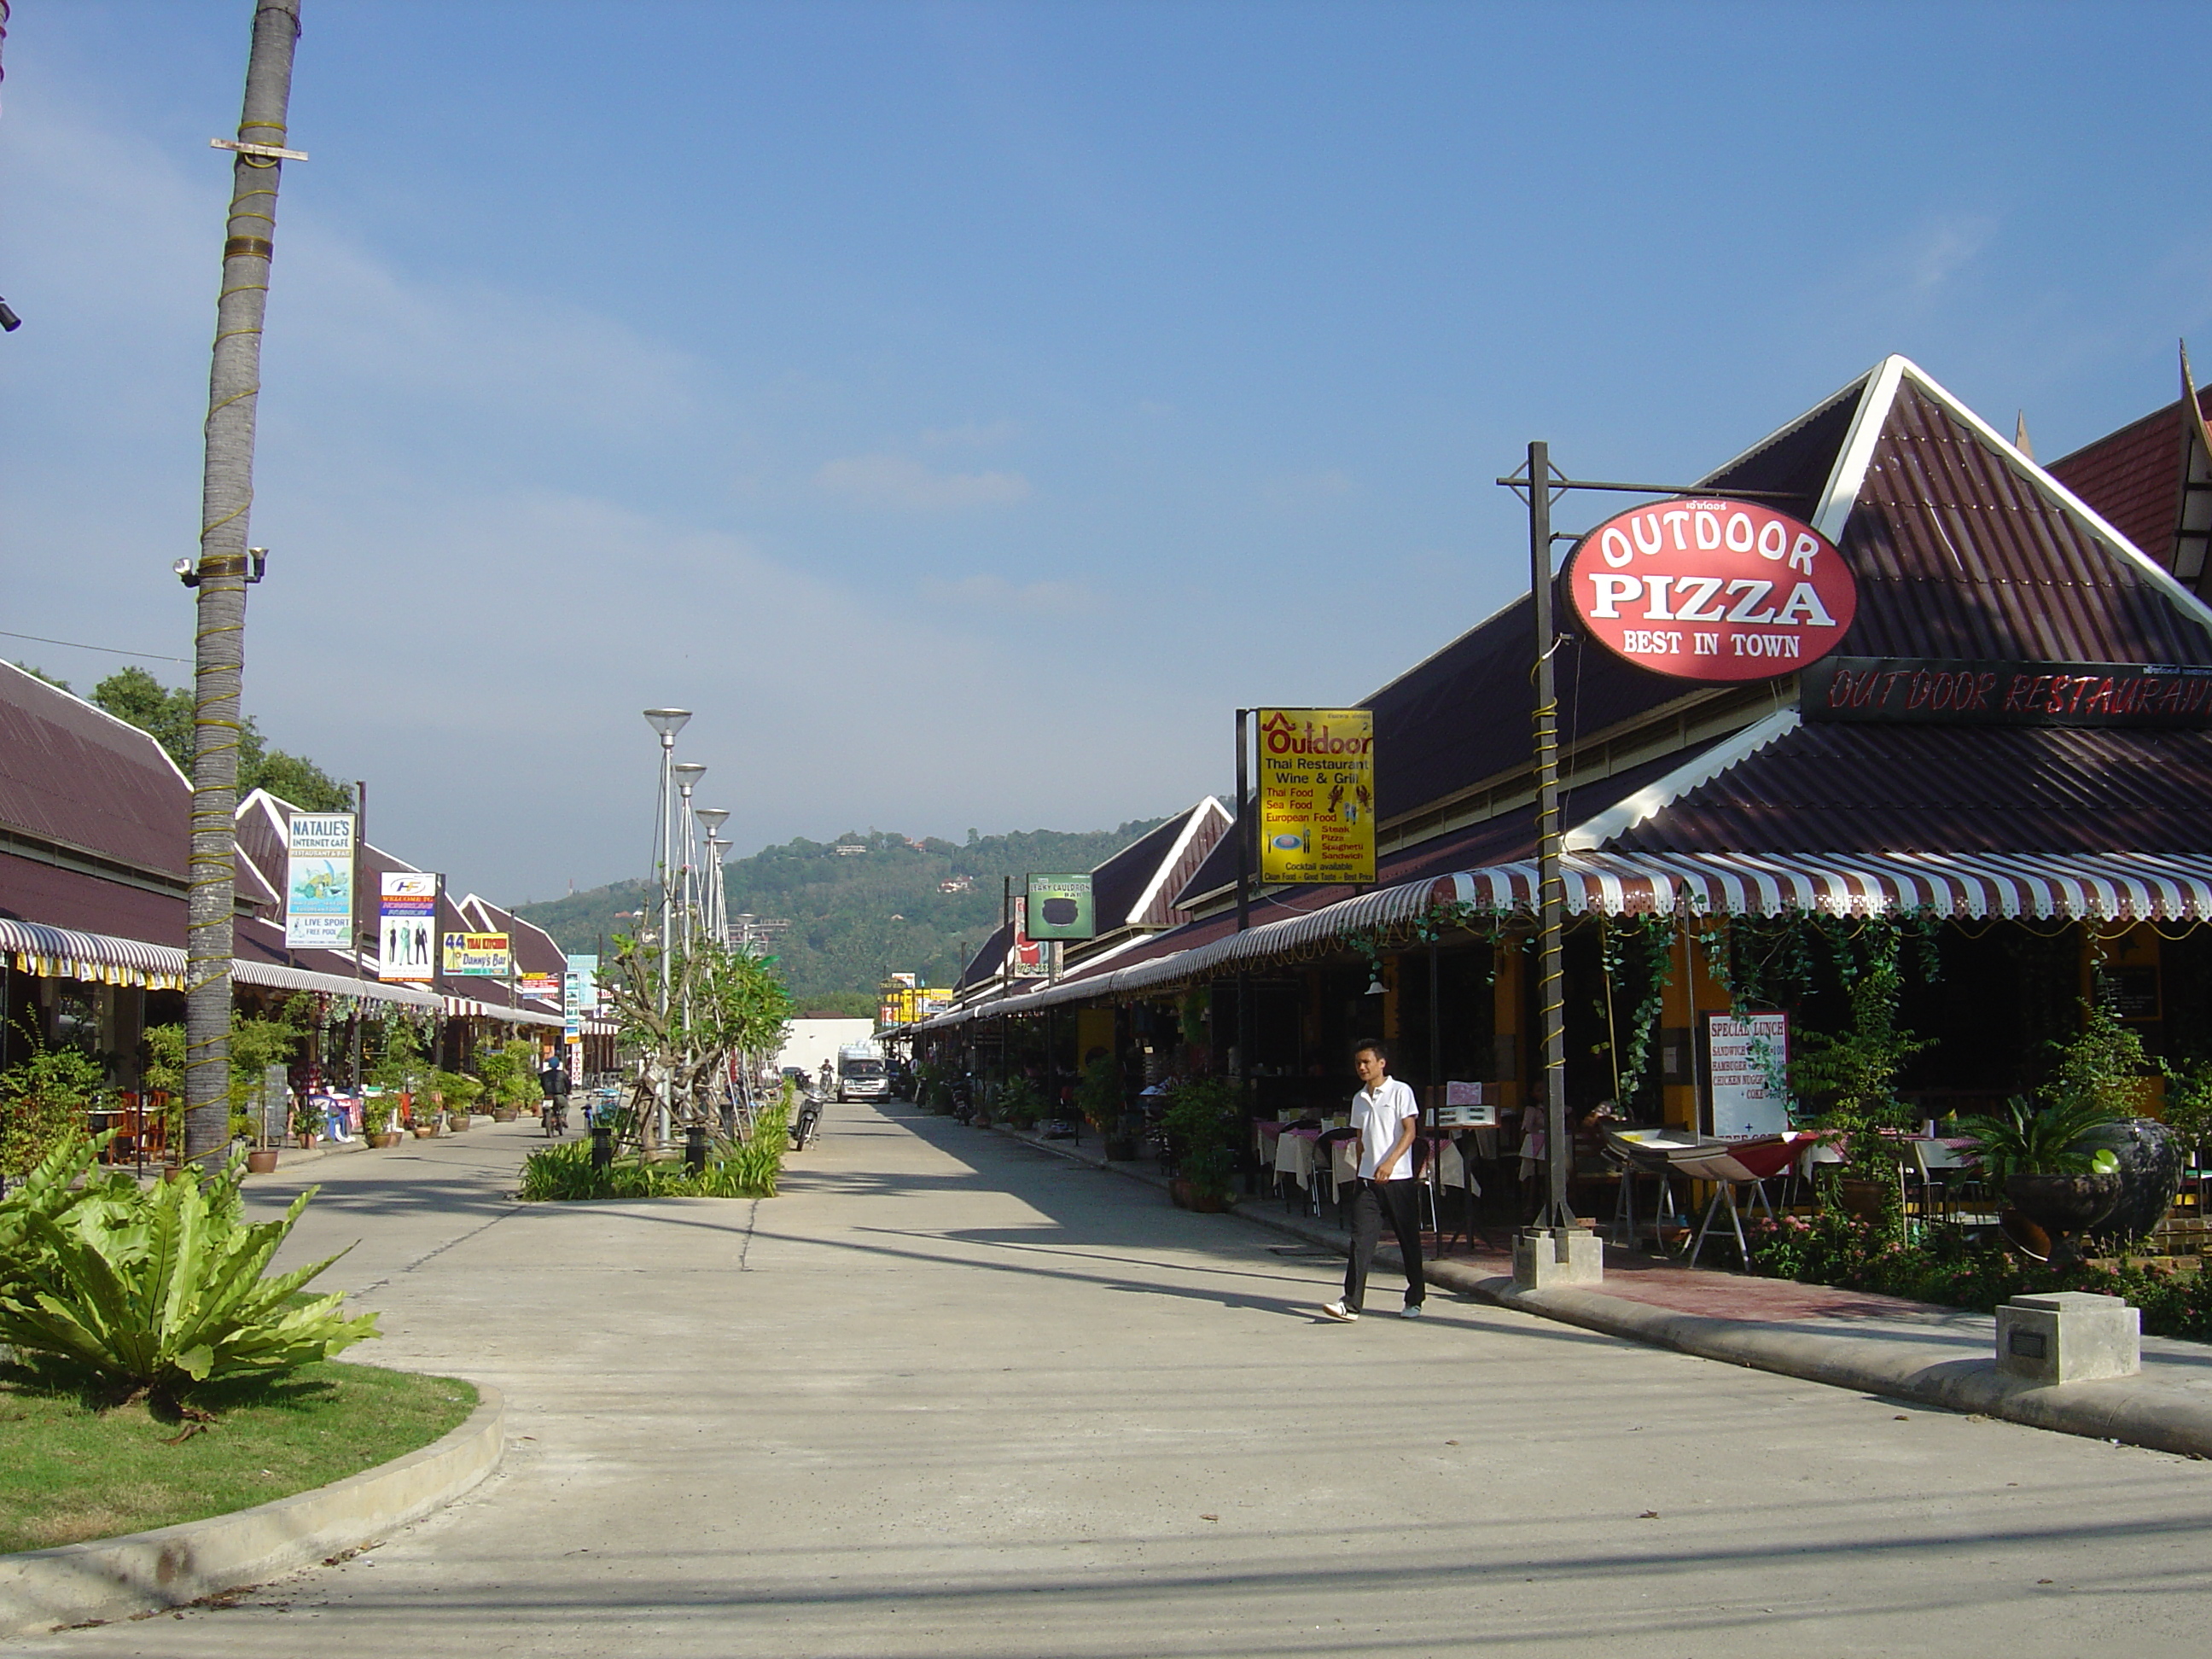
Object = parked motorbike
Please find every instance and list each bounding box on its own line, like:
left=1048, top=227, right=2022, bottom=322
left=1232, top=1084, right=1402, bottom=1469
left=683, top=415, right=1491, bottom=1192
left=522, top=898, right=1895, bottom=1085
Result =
left=950, top=1073, right=978, bottom=1125
left=790, top=1089, right=824, bottom=1151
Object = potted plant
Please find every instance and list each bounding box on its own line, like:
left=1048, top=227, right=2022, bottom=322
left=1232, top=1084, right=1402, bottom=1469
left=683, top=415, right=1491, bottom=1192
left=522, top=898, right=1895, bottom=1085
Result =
left=1161, top=1077, right=1241, bottom=1212
left=1789, top=959, right=1931, bottom=1221
left=436, top=1069, right=482, bottom=1129
left=362, top=1092, right=402, bottom=1149
left=367, top=1017, right=427, bottom=1145
left=289, top=1094, right=321, bottom=1150
left=996, top=1076, right=1045, bottom=1131
left=1076, top=1055, right=1135, bottom=1159
left=1958, top=1095, right=2123, bottom=1268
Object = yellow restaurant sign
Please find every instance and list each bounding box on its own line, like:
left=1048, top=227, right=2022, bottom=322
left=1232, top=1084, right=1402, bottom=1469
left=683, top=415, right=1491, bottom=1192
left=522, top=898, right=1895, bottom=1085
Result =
left=441, top=932, right=512, bottom=977
left=1256, top=708, right=1375, bottom=885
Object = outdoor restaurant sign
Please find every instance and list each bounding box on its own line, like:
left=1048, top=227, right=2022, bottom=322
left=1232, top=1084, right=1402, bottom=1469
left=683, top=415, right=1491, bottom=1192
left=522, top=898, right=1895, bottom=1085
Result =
left=1802, top=657, right=2212, bottom=727
left=1257, top=708, right=1377, bottom=885
left=1567, top=498, right=1856, bottom=682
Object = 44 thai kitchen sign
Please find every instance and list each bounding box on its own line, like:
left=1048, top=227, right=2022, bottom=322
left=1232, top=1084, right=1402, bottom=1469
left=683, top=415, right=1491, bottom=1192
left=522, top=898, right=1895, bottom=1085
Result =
left=441, top=932, right=511, bottom=977
left=1257, top=708, right=1376, bottom=884
left=284, top=812, right=356, bottom=949
left=1568, top=499, right=1856, bottom=681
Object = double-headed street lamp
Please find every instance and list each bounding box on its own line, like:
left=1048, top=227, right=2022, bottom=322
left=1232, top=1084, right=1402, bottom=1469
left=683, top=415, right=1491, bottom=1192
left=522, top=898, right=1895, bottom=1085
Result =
left=642, top=708, right=692, bottom=1146
left=694, top=807, right=731, bottom=946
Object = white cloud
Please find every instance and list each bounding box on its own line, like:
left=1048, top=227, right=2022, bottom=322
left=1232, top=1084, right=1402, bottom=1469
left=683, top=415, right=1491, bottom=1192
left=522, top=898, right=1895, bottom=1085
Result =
left=1910, top=214, right=2000, bottom=293
left=1260, top=468, right=1357, bottom=510
left=920, top=418, right=1022, bottom=450
left=923, top=573, right=1098, bottom=614
left=813, top=451, right=1032, bottom=510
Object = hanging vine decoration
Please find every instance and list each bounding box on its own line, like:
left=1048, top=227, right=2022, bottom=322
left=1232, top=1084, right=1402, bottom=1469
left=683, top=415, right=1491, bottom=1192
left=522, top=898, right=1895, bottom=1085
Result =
left=1599, top=912, right=1676, bottom=1107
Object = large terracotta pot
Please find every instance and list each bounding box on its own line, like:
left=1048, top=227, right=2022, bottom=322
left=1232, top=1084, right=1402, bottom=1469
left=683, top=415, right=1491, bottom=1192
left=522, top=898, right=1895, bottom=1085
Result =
left=412, top=1122, right=439, bottom=1138
left=2079, top=1119, right=2184, bottom=1243
left=492, top=1107, right=518, bottom=1123
left=446, top=1113, right=472, bottom=1132
left=367, top=1132, right=402, bottom=1149
left=245, top=1148, right=280, bottom=1173
left=1836, top=1177, right=1894, bottom=1220
left=2007, top=1172, right=2122, bottom=1268
left=1170, top=1178, right=1231, bottom=1214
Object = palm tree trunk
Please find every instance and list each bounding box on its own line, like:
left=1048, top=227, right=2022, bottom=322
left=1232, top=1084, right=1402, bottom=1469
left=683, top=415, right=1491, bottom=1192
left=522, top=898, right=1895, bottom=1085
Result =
left=184, top=0, right=304, bottom=1162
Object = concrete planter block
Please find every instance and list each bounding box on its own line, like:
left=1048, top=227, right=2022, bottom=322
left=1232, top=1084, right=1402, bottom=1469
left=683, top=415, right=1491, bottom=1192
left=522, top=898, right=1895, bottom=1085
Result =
left=1512, top=1226, right=1604, bottom=1289
left=1997, top=1291, right=2139, bottom=1384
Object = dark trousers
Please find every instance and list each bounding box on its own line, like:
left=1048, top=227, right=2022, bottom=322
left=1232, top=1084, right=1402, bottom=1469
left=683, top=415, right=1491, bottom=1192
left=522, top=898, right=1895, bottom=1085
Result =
left=1344, top=1179, right=1424, bottom=1311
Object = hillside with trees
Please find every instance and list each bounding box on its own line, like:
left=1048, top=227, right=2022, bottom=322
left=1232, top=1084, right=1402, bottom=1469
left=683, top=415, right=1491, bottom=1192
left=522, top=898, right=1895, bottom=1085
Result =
left=515, top=820, right=1168, bottom=1007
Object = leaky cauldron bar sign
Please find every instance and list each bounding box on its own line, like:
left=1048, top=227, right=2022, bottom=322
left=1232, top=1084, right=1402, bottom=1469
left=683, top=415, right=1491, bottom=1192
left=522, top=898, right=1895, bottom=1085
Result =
left=1803, top=658, right=2212, bottom=728
left=1567, top=499, right=1856, bottom=683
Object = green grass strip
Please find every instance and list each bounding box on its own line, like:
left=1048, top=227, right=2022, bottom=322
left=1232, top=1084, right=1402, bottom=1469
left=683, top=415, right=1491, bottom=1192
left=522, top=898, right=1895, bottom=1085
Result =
left=0, top=1359, right=476, bottom=1555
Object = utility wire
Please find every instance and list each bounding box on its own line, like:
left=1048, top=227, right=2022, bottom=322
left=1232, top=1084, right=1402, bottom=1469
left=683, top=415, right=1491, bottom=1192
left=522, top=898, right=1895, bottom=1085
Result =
left=0, top=627, right=190, bottom=666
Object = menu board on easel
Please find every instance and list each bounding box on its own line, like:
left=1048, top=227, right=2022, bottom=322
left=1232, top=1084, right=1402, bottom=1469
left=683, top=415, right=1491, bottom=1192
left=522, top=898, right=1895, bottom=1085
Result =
left=1704, top=1012, right=1790, bottom=1138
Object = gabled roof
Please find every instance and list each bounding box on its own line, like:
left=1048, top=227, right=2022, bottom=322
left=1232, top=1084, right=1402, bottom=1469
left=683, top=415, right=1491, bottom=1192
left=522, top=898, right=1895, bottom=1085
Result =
left=0, top=661, right=189, bottom=880
left=1089, top=797, right=1230, bottom=933
left=457, top=894, right=567, bottom=977
left=1179, top=354, right=2212, bottom=916
left=2048, top=352, right=2212, bottom=596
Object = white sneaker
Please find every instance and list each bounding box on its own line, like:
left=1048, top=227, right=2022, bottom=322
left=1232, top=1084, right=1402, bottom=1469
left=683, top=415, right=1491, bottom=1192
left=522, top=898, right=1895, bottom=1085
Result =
left=1319, top=1301, right=1359, bottom=1323
left=1400, top=1304, right=1423, bottom=1319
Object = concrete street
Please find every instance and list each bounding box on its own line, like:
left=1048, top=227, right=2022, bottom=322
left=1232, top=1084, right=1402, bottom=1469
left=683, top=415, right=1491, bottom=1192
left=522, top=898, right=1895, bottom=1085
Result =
left=15, top=1101, right=2212, bottom=1657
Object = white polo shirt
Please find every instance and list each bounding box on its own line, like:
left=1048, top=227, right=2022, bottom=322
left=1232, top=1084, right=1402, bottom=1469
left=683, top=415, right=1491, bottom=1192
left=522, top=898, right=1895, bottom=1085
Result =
left=1352, top=1076, right=1419, bottom=1180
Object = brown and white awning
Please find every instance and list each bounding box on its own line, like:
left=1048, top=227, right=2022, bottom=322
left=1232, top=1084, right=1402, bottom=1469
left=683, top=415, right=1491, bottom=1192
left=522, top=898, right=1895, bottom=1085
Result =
left=907, top=848, right=2212, bottom=1028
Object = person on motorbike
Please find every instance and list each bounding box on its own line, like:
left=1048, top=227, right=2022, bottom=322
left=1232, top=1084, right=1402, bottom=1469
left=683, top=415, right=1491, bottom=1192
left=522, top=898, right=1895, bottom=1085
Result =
left=538, top=1054, right=573, bottom=1134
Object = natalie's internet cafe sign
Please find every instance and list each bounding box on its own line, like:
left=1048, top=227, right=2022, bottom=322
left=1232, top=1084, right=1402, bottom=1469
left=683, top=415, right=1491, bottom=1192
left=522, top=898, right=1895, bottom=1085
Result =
left=1567, top=498, right=1855, bottom=680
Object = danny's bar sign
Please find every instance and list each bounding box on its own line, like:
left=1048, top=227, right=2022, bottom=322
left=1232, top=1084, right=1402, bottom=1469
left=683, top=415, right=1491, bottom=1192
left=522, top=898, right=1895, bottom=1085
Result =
left=441, top=932, right=512, bottom=977
left=1802, top=658, right=2212, bottom=727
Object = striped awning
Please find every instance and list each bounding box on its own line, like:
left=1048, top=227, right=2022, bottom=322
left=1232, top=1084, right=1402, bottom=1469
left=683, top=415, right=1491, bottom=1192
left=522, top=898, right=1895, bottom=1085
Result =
left=233, top=959, right=442, bottom=1010
left=442, top=994, right=565, bottom=1029
left=909, top=849, right=2212, bottom=1030
left=0, top=918, right=187, bottom=991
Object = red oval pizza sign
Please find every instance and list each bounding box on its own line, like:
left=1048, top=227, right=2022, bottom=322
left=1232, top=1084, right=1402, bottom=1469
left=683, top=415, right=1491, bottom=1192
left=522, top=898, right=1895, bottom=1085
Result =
left=1566, top=498, right=1857, bottom=682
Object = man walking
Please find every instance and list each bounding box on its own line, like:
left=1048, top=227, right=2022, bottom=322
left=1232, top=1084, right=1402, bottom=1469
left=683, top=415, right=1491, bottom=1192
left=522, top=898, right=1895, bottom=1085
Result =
left=1321, top=1039, right=1425, bottom=1322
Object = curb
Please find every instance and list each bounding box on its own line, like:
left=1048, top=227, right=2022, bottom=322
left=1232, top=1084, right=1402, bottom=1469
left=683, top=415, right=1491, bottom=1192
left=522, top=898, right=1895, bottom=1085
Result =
left=0, top=1381, right=505, bottom=1636
left=1472, top=1276, right=2212, bottom=1459
left=976, top=1118, right=2212, bottom=1458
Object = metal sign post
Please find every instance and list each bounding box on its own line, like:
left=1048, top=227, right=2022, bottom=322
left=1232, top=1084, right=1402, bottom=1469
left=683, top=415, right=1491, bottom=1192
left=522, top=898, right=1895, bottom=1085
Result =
left=1497, top=450, right=1800, bottom=1236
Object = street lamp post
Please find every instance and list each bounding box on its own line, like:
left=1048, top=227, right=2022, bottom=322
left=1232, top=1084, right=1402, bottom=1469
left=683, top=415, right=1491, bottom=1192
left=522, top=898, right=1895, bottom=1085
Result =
left=672, top=762, right=707, bottom=959
left=642, top=709, right=691, bottom=1148
left=694, top=807, right=731, bottom=946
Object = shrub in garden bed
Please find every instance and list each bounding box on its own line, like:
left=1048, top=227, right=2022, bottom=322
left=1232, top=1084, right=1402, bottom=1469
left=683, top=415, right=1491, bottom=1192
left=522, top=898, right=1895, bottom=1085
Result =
left=0, top=1136, right=378, bottom=1418
left=1743, top=1209, right=2212, bottom=1342
left=516, top=1101, right=788, bottom=1201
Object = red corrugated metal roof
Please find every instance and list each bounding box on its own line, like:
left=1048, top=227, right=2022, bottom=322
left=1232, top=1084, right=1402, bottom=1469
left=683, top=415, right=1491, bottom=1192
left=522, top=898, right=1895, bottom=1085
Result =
left=0, top=853, right=187, bottom=946
left=1609, top=720, right=2212, bottom=857
left=2048, top=387, right=2212, bottom=579
left=0, top=663, right=188, bottom=879
left=1837, top=381, right=2212, bottom=662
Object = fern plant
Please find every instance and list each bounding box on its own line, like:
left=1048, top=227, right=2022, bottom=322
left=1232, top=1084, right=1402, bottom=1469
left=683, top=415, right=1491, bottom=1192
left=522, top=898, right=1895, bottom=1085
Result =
left=1955, top=1095, right=2123, bottom=1189
left=0, top=1153, right=378, bottom=1412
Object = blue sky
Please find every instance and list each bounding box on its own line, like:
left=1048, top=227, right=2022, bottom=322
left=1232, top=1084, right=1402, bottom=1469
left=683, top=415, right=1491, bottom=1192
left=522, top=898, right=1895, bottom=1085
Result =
left=3, top=1, right=2210, bottom=902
